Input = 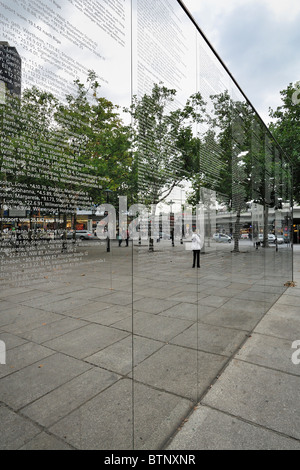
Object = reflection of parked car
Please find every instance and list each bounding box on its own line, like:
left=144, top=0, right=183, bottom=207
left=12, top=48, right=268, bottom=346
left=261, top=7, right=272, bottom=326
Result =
left=212, top=233, right=231, bottom=243
left=39, top=231, right=55, bottom=241
left=61, top=230, right=93, bottom=240
left=276, top=236, right=284, bottom=244
left=258, top=233, right=276, bottom=243
left=159, top=231, right=171, bottom=240
left=268, top=234, right=276, bottom=243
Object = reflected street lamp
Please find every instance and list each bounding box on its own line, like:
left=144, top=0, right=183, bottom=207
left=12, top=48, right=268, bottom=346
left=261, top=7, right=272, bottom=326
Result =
left=169, top=200, right=174, bottom=247
left=104, top=189, right=112, bottom=252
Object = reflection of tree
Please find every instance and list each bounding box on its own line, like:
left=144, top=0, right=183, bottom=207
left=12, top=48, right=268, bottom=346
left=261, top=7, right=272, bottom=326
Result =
left=269, top=82, right=299, bottom=204
left=126, top=83, right=206, bottom=250
left=55, top=71, right=133, bottom=204
left=0, top=71, right=133, bottom=243
left=127, top=83, right=206, bottom=207
left=208, top=89, right=291, bottom=251
left=209, top=91, right=253, bottom=252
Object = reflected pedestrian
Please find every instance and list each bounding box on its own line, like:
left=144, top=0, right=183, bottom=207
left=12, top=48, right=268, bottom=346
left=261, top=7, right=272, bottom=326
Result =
left=118, top=229, right=123, bottom=247
left=191, top=230, right=201, bottom=268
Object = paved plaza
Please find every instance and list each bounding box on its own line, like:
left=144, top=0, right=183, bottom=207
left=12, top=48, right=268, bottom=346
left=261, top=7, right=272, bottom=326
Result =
left=0, top=239, right=299, bottom=450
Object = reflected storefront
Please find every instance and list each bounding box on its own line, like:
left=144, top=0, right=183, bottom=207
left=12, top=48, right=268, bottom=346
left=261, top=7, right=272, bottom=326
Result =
left=0, top=0, right=293, bottom=450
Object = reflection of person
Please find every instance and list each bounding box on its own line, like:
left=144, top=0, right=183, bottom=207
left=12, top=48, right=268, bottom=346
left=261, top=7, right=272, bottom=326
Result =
left=191, top=231, right=201, bottom=268
left=118, top=228, right=123, bottom=247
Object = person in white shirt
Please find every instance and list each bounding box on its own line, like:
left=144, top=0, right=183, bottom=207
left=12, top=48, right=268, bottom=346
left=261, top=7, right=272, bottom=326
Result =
left=191, top=230, right=201, bottom=268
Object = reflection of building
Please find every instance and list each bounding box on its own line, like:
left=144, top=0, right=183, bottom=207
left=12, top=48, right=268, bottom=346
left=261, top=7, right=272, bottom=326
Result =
left=0, top=42, right=22, bottom=100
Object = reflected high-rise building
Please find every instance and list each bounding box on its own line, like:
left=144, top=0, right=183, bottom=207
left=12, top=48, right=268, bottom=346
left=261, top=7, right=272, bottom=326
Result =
left=0, top=41, right=22, bottom=100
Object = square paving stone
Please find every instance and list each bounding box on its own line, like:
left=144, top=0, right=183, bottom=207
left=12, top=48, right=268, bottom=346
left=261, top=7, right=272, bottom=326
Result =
left=113, top=312, right=193, bottom=342
left=133, top=286, right=181, bottom=299
left=20, top=293, right=73, bottom=309
left=132, top=297, right=180, bottom=314
left=202, top=359, right=300, bottom=440
left=96, top=291, right=140, bottom=306
left=49, top=378, right=193, bottom=450
left=66, top=301, right=113, bottom=319
left=0, top=353, right=92, bottom=410
left=67, top=287, right=114, bottom=300
left=43, top=323, right=130, bottom=359
left=0, top=306, right=64, bottom=335
left=0, top=342, right=54, bottom=378
left=0, top=286, right=35, bottom=299
left=0, top=405, right=41, bottom=450
left=276, top=294, right=300, bottom=307
left=199, top=295, right=230, bottom=308
left=0, top=300, right=18, bottom=311
left=255, top=306, right=300, bottom=341
left=158, top=302, right=198, bottom=321
left=20, top=318, right=89, bottom=344
left=165, top=292, right=199, bottom=304
left=22, top=367, right=121, bottom=427
left=236, top=333, right=300, bottom=375
left=170, top=323, right=247, bottom=356
left=19, top=432, right=73, bottom=450
left=0, top=332, right=27, bottom=350
left=166, top=405, right=300, bottom=450
left=200, top=300, right=267, bottom=331
left=38, top=297, right=95, bottom=313
left=248, top=285, right=287, bottom=295
left=84, top=304, right=132, bottom=326
left=86, top=335, right=163, bottom=375
left=131, top=344, right=227, bottom=401
left=3, top=289, right=50, bottom=303
left=235, top=290, right=282, bottom=304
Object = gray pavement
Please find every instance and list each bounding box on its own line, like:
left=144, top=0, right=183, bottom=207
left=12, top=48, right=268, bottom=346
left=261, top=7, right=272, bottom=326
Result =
left=0, top=239, right=299, bottom=450
left=166, top=246, right=300, bottom=450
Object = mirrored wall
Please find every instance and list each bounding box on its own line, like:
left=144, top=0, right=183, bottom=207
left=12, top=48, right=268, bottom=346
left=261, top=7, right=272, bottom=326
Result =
left=0, top=0, right=293, bottom=450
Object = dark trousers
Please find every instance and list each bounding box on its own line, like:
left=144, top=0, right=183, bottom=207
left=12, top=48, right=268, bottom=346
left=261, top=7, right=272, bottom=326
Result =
left=193, top=250, right=200, bottom=267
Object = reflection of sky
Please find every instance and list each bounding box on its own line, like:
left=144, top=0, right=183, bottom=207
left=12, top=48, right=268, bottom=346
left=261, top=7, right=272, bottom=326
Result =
left=2, top=0, right=265, bottom=125
left=1, top=0, right=132, bottom=110
left=184, top=0, right=300, bottom=125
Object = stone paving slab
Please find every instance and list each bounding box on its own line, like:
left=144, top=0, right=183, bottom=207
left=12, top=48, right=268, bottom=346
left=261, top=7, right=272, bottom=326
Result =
left=19, top=317, right=89, bottom=344
left=236, top=332, right=300, bottom=376
left=43, top=324, right=130, bottom=359
left=113, top=311, right=193, bottom=342
left=0, top=405, right=41, bottom=450
left=170, top=322, right=248, bottom=356
left=132, top=297, right=180, bottom=314
left=48, top=378, right=193, bottom=450
left=0, top=353, right=92, bottom=410
left=19, top=432, right=73, bottom=450
left=165, top=251, right=300, bottom=450
left=166, top=405, right=300, bottom=450
left=199, top=301, right=267, bottom=331
left=201, top=360, right=300, bottom=440
left=1, top=307, right=64, bottom=334
left=130, top=344, right=227, bottom=401
left=0, top=342, right=55, bottom=378
left=0, top=246, right=297, bottom=450
left=65, top=301, right=115, bottom=319
left=83, top=304, right=132, bottom=326
left=157, top=302, right=198, bottom=321
left=21, top=367, right=121, bottom=427
left=254, top=305, right=300, bottom=341
left=86, top=335, right=163, bottom=376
